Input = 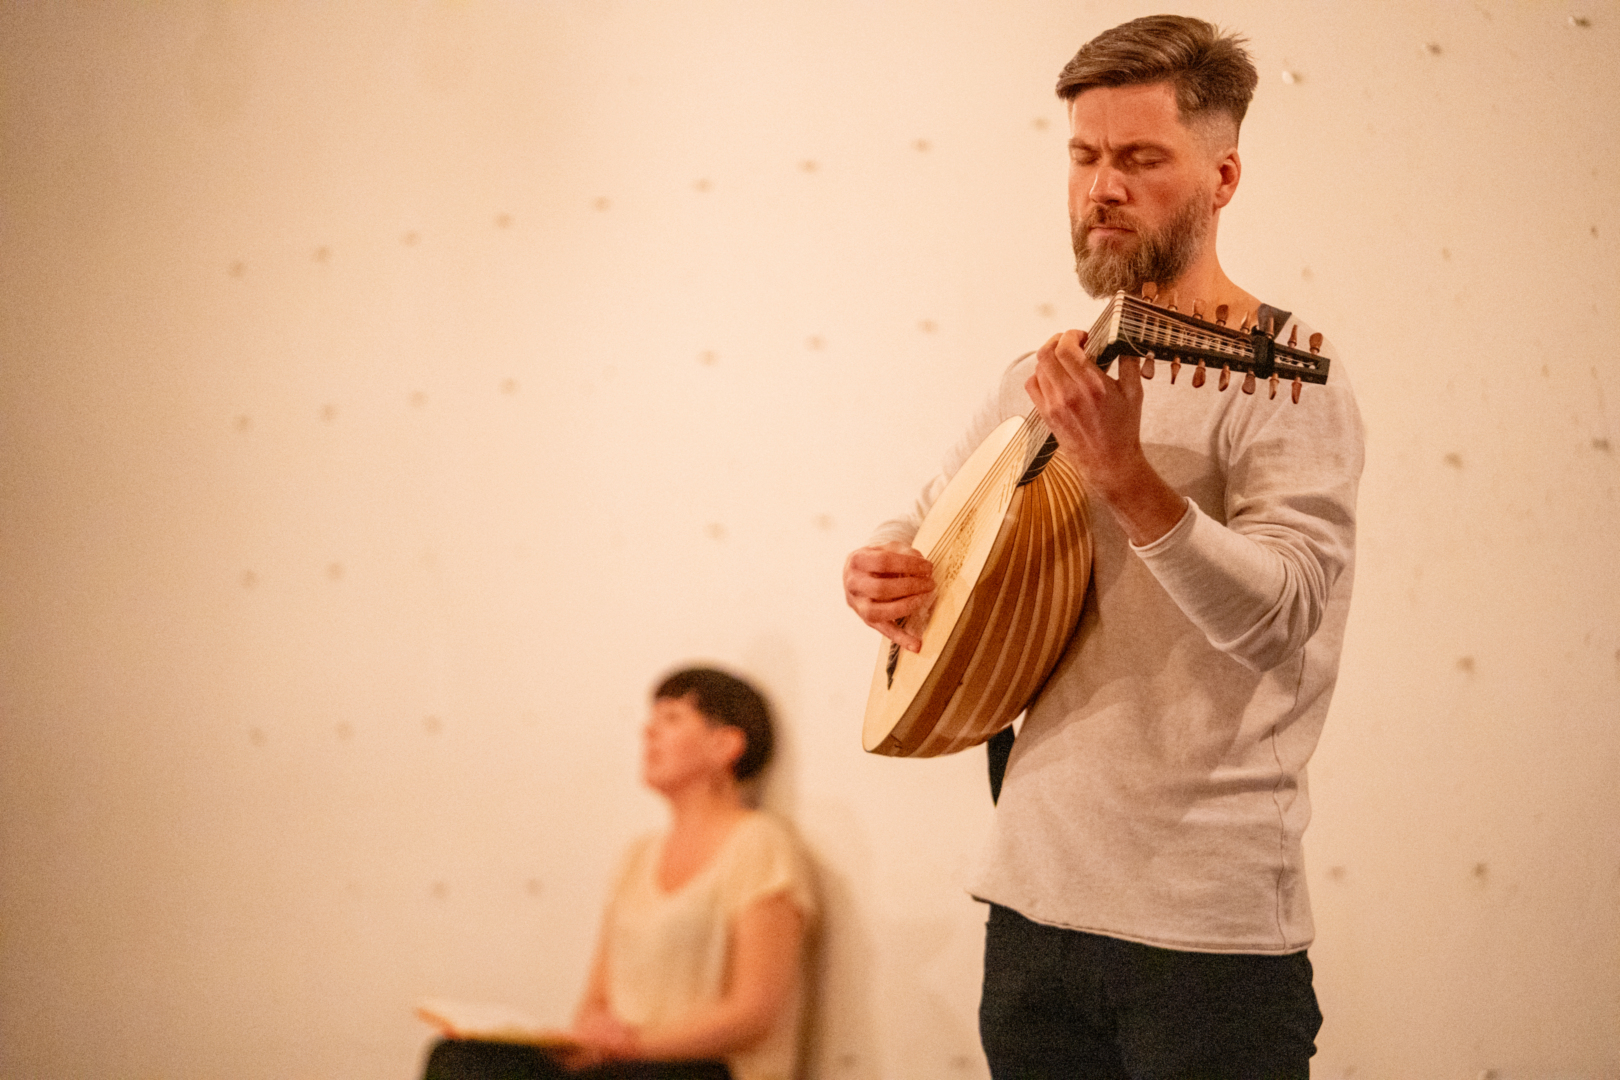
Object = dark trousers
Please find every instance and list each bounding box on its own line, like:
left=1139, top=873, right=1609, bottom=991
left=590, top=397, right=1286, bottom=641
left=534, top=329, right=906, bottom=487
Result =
left=422, top=1039, right=732, bottom=1080
left=979, top=904, right=1321, bottom=1080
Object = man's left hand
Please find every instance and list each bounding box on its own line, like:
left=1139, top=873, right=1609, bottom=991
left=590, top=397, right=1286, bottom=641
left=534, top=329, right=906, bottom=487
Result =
left=1025, top=328, right=1187, bottom=547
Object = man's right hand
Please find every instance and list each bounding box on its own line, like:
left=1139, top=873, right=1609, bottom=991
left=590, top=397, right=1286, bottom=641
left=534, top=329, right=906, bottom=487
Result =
left=842, top=542, right=936, bottom=653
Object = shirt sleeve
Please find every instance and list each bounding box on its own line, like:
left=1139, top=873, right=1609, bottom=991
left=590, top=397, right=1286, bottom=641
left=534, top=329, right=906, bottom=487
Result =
left=1131, top=334, right=1364, bottom=672
left=722, top=815, right=818, bottom=928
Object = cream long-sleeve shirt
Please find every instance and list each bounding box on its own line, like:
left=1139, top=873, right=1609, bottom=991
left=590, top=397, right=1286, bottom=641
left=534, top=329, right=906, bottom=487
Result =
left=871, top=317, right=1363, bottom=954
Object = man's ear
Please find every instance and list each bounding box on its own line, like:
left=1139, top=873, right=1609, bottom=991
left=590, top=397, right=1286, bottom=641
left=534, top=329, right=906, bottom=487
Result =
left=1212, top=148, right=1241, bottom=210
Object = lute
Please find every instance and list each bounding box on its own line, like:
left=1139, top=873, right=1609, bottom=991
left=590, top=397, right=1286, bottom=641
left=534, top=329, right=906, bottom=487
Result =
left=861, top=284, right=1331, bottom=758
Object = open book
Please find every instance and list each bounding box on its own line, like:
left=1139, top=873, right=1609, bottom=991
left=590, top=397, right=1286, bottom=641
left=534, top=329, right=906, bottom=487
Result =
left=414, top=998, right=578, bottom=1048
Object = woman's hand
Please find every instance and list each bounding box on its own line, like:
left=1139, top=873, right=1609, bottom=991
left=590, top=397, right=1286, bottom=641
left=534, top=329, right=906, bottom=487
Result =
left=563, top=1008, right=640, bottom=1069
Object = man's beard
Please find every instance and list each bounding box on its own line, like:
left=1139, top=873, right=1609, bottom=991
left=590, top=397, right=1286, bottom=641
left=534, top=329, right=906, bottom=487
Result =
left=1070, top=193, right=1210, bottom=299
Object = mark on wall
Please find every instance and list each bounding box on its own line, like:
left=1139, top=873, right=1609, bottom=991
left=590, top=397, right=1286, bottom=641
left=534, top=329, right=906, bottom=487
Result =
left=495, top=213, right=513, bottom=229
left=327, top=562, right=344, bottom=581
left=240, top=570, right=257, bottom=589
left=800, top=160, right=819, bottom=174
left=593, top=197, right=611, bottom=212
left=404, top=231, right=421, bottom=246
left=229, top=260, right=246, bottom=278
left=424, top=715, right=443, bottom=735
left=234, top=414, right=252, bottom=433
left=705, top=523, right=727, bottom=542
left=313, top=246, right=331, bottom=263
left=693, top=178, right=712, bottom=192
left=699, top=351, right=718, bottom=366
left=1456, top=656, right=1475, bottom=674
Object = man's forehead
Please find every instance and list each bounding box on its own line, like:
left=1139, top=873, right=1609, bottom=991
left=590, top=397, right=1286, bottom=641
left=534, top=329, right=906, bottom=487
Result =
left=1066, top=82, right=1218, bottom=149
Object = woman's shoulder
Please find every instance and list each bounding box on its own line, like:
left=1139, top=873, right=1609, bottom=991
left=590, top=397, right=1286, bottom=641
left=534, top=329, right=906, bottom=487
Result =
left=721, top=811, right=817, bottom=919
left=727, top=810, right=809, bottom=858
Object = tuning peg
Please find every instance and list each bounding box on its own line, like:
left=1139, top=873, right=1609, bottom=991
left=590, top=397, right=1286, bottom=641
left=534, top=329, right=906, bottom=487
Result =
left=1192, top=299, right=1206, bottom=320
left=1142, top=282, right=1159, bottom=302
left=1219, top=364, right=1232, bottom=391
left=1309, top=332, right=1323, bottom=355
left=1192, top=359, right=1207, bottom=388
left=1287, top=325, right=1299, bottom=348
left=1215, top=304, right=1229, bottom=326
left=1238, top=309, right=1253, bottom=332
left=1242, top=371, right=1256, bottom=395
left=1170, top=357, right=1182, bottom=383
left=1269, top=373, right=1280, bottom=399
left=1166, top=291, right=1179, bottom=312
left=1291, top=376, right=1303, bottom=403
left=1141, top=351, right=1156, bottom=379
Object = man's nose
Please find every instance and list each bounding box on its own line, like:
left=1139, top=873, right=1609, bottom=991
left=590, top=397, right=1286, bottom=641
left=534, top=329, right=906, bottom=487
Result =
left=1089, top=165, right=1127, bottom=204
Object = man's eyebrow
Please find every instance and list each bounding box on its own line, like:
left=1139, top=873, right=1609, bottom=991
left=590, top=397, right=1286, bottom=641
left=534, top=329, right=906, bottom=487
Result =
left=1067, top=137, right=1175, bottom=155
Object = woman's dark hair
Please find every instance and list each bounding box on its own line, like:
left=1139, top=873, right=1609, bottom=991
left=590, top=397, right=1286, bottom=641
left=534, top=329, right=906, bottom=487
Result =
left=653, top=667, right=774, bottom=782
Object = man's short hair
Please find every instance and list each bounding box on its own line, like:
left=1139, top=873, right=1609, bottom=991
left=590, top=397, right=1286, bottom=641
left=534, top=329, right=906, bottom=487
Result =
left=1055, top=15, right=1259, bottom=137
left=653, top=666, right=775, bottom=782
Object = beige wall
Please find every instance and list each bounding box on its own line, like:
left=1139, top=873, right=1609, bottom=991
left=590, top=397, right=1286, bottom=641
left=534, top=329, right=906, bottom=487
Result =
left=2, top=3, right=1616, bottom=1078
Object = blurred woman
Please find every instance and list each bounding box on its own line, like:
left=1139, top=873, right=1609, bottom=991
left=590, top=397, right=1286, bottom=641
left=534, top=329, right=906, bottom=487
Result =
left=424, top=667, right=814, bottom=1080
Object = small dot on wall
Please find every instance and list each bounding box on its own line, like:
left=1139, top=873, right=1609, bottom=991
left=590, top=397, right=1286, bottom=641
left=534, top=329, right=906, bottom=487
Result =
left=403, top=231, right=420, bottom=246
left=234, top=415, right=252, bottom=433
left=313, top=245, right=331, bottom=263
left=705, top=523, right=727, bottom=541
left=501, top=378, right=519, bottom=394
left=336, top=722, right=354, bottom=741
left=495, top=213, right=513, bottom=228
left=526, top=879, right=543, bottom=897
left=424, top=715, right=443, bottom=734
left=327, top=562, right=345, bottom=581
left=693, top=178, right=712, bottom=192
left=229, top=261, right=246, bottom=278
left=806, top=335, right=825, bottom=350
left=240, top=570, right=257, bottom=589
left=799, top=159, right=819, bottom=173
left=431, top=881, right=449, bottom=899
left=411, top=391, right=428, bottom=407
left=1035, top=303, right=1056, bottom=318
left=594, top=197, right=611, bottom=211
left=321, top=404, right=338, bottom=422
left=249, top=728, right=267, bottom=746
left=919, top=319, right=938, bottom=333
left=913, top=138, right=931, bottom=152
left=699, top=351, right=718, bottom=366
